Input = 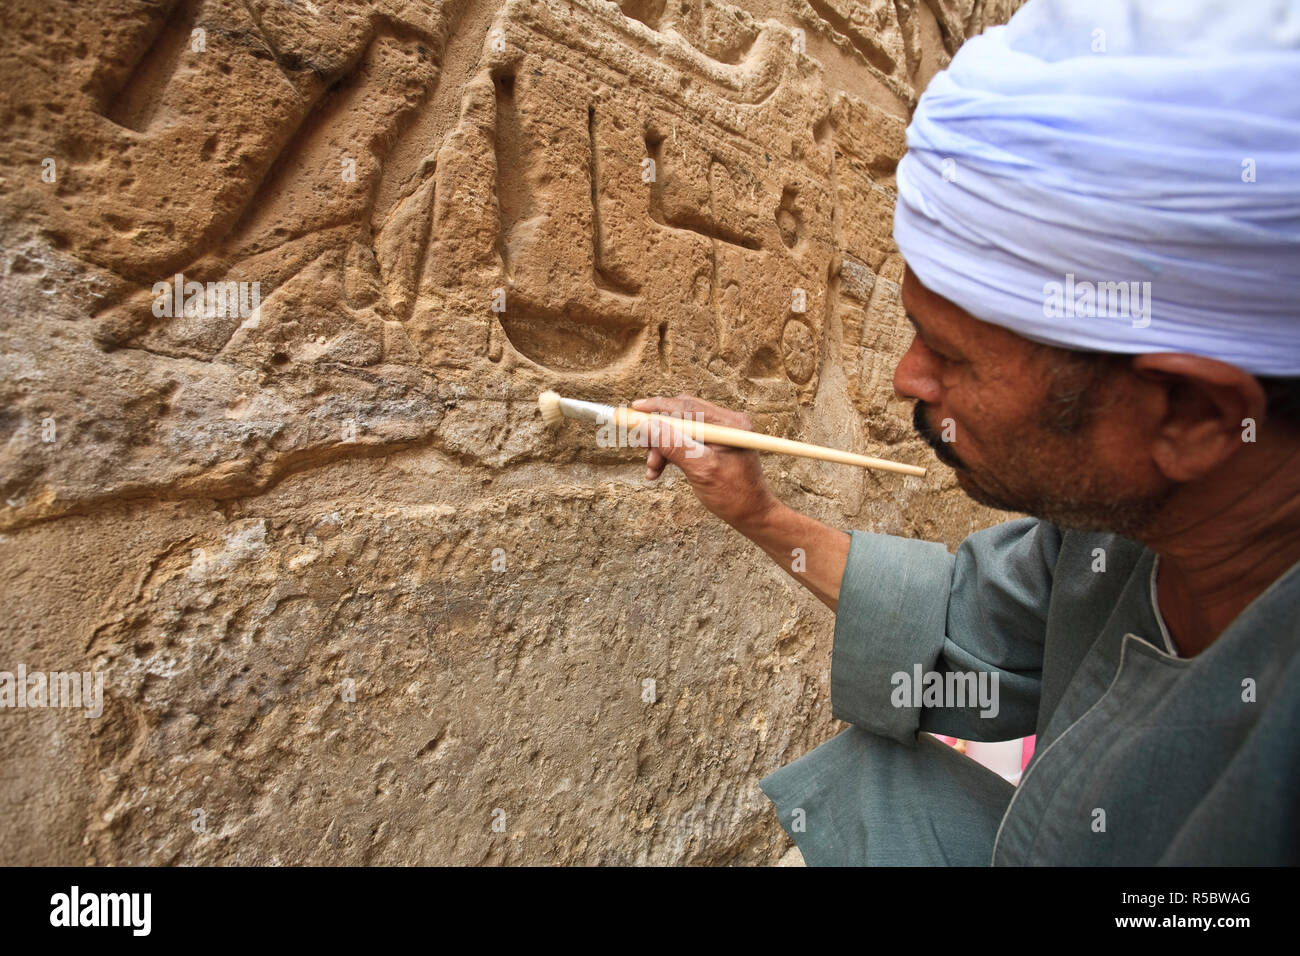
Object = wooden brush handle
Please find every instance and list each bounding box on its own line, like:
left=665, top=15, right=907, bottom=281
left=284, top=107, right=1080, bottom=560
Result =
left=614, top=407, right=926, bottom=477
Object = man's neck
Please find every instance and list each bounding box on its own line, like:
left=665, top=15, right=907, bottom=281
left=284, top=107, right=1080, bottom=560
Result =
left=1139, top=439, right=1300, bottom=657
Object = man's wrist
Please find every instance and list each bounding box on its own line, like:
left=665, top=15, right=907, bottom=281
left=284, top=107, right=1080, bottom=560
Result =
left=729, top=493, right=784, bottom=537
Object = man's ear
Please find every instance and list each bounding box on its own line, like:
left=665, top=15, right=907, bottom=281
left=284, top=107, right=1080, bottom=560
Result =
left=1130, top=353, right=1266, bottom=482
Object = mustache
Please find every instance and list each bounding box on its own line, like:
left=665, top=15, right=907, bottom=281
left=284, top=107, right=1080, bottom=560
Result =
left=912, top=403, right=966, bottom=470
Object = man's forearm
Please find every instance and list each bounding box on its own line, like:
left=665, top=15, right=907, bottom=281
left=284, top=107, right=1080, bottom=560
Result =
left=730, top=499, right=851, bottom=613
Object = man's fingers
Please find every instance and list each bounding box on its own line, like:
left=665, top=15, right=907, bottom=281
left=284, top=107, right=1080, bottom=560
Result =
left=645, top=447, right=667, bottom=480
left=677, top=393, right=754, bottom=430
left=644, top=416, right=708, bottom=468
left=630, top=394, right=751, bottom=430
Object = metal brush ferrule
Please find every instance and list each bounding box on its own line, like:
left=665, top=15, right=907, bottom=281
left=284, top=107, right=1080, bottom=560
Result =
left=558, top=396, right=617, bottom=425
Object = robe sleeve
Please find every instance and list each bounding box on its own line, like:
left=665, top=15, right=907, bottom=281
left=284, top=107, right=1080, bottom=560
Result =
left=831, top=516, right=1061, bottom=744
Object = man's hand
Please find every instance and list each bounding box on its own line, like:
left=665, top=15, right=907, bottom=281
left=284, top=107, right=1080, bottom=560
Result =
left=630, top=393, right=850, bottom=612
left=629, top=394, right=778, bottom=530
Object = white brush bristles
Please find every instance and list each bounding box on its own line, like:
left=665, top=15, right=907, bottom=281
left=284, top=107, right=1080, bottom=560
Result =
left=537, top=390, right=565, bottom=427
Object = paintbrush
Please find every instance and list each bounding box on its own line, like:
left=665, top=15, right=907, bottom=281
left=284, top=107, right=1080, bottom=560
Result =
left=537, top=390, right=926, bottom=477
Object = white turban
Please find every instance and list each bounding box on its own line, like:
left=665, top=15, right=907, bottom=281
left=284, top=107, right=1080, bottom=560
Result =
left=893, top=0, right=1300, bottom=377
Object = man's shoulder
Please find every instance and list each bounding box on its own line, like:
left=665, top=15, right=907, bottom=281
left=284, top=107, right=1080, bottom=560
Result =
left=1034, top=520, right=1152, bottom=584
left=1054, top=523, right=1148, bottom=556
left=975, top=517, right=1151, bottom=571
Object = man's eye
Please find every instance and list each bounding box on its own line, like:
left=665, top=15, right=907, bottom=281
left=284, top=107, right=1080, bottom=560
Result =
left=910, top=330, right=961, bottom=365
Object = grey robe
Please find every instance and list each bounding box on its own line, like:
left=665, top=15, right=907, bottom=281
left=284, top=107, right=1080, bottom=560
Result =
left=759, top=517, right=1300, bottom=864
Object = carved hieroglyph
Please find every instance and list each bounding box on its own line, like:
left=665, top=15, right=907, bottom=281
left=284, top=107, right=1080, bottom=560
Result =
left=0, top=0, right=1018, bottom=864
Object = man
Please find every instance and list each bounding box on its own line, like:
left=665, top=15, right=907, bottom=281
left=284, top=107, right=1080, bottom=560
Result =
left=630, top=0, right=1300, bottom=864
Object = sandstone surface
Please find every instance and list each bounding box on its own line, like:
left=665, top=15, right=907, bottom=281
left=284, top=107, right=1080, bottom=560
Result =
left=0, top=0, right=1017, bottom=864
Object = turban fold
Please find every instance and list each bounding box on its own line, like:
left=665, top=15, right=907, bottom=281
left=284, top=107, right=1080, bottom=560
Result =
left=893, top=0, right=1300, bottom=376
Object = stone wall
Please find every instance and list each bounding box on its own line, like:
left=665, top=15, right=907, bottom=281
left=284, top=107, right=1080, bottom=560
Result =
left=0, top=0, right=1017, bottom=865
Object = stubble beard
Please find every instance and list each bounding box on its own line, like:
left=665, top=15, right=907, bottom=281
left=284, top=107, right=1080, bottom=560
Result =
left=912, top=401, right=1171, bottom=537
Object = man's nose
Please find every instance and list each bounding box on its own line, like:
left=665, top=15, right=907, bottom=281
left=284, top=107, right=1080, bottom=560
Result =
left=893, top=335, right=943, bottom=404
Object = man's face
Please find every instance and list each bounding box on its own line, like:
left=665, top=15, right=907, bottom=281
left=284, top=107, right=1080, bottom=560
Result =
left=895, top=268, right=1173, bottom=534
